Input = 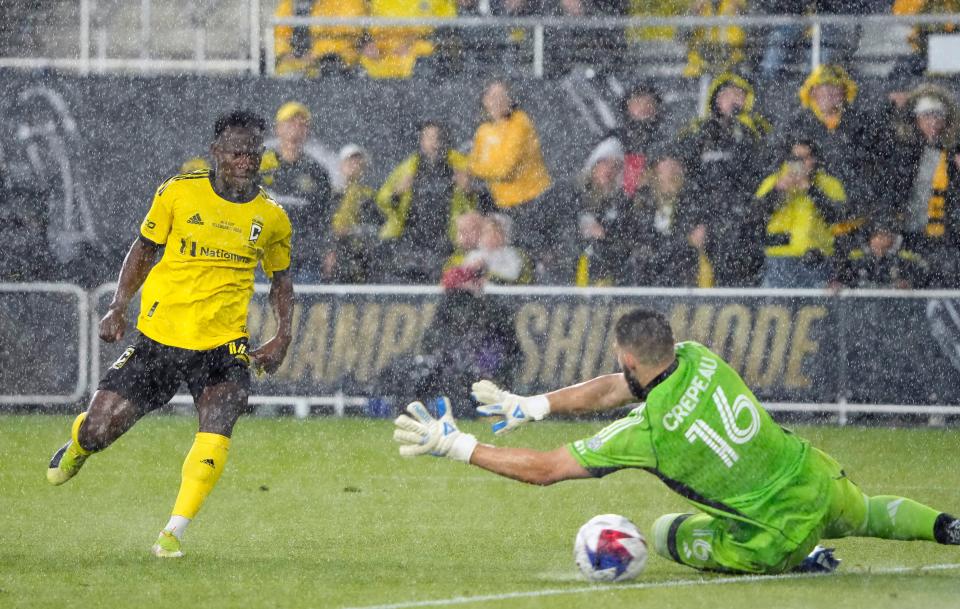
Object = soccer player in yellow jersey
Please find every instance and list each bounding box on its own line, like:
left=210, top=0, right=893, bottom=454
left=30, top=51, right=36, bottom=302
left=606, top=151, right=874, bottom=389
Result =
left=46, top=110, right=294, bottom=558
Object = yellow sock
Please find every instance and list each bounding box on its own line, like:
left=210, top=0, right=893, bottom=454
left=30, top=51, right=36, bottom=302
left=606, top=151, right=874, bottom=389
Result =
left=70, top=412, right=93, bottom=455
left=171, top=432, right=230, bottom=519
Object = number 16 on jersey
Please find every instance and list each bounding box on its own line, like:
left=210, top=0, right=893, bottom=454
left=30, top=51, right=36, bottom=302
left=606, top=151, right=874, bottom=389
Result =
left=685, top=386, right=761, bottom=468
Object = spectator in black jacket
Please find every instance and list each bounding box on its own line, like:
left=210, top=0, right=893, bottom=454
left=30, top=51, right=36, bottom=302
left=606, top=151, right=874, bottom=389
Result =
left=832, top=216, right=929, bottom=289
left=620, top=154, right=700, bottom=287
left=261, top=101, right=333, bottom=283
left=585, top=81, right=670, bottom=197
left=414, top=265, right=522, bottom=417
left=779, top=65, right=879, bottom=231
left=676, top=72, right=771, bottom=286
left=882, top=85, right=960, bottom=287
left=565, top=137, right=631, bottom=286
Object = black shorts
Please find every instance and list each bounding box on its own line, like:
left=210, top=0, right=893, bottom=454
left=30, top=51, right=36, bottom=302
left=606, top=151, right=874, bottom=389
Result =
left=98, top=333, right=251, bottom=413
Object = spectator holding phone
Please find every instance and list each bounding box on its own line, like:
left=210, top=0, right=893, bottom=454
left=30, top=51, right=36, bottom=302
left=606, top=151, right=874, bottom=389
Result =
left=753, top=140, right=846, bottom=288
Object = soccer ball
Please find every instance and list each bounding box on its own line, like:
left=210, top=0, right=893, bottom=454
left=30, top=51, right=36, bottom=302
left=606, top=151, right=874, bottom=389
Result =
left=573, top=514, right=648, bottom=582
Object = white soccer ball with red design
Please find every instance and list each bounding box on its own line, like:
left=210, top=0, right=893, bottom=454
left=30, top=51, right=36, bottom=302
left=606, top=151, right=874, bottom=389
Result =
left=573, top=514, right=648, bottom=582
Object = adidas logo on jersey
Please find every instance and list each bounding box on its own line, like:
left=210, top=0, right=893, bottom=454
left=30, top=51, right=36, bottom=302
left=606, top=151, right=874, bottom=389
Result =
left=187, top=213, right=204, bottom=225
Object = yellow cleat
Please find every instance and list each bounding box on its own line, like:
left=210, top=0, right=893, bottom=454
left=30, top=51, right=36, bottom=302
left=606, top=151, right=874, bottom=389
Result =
left=46, top=441, right=89, bottom=486
left=151, top=530, right=184, bottom=558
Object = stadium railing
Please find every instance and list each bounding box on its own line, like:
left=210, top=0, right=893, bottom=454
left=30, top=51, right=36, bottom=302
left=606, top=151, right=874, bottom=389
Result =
left=2, top=8, right=959, bottom=77
left=265, top=13, right=956, bottom=79
left=0, top=282, right=89, bottom=406
left=5, top=281, right=960, bottom=425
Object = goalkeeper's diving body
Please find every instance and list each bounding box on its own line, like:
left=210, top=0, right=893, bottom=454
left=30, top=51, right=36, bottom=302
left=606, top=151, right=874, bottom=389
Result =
left=46, top=110, right=294, bottom=558
left=394, top=308, right=960, bottom=574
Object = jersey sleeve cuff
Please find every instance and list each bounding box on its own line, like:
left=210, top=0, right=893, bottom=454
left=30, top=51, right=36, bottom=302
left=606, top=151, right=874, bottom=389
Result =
left=262, top=264, right=291, bottom=278
left=139, top=234, right=163, bottom=247
left=566, top=442, right=625, bottom=478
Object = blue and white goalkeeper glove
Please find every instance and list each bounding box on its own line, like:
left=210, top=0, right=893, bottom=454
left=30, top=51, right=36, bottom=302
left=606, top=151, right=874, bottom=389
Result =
left=393, top=397, right=478, bottom=462
left=471, top=380, right=550, bottom=435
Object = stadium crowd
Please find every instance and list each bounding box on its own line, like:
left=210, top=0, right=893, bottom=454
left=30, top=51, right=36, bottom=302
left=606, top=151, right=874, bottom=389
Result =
left=182, top=64, right=956, bottom=291
left=192, top=1, right=960, bottom=290
left=2, top=65, right=959, bottom=290
left=2, top=3, right=960, bottom=290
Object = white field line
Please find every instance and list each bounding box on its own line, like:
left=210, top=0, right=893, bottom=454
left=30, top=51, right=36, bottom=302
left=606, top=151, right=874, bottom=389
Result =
left=340, top=562, right=960, bottom=609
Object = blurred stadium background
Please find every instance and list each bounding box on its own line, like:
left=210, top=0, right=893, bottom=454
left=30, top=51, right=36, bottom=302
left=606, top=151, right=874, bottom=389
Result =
left=4, top=4, right=960, bottom=609
left=1, top=1, right=959, bottom=419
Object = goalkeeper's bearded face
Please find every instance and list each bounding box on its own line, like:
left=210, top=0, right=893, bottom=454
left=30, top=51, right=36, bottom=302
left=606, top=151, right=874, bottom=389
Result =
left=615, top=347, right=641, bottom=389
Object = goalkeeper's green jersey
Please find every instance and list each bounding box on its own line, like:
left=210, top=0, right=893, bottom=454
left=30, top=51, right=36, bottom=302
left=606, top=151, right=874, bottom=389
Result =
left=568, top=341, right=833, bottom=547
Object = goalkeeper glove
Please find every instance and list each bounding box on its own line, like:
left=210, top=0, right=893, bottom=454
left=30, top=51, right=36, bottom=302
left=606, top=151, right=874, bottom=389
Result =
left=471, top=380, right=550, bottom=435
left=393, top=397, right=478, bottom=462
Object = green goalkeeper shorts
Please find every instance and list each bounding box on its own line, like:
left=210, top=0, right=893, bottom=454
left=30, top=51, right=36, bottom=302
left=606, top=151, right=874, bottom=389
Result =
left=651, top=448, right=869, bottom=574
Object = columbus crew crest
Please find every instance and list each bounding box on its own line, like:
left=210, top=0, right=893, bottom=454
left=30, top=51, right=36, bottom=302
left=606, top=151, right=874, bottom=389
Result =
left=249, top=219, right=263, bottom=243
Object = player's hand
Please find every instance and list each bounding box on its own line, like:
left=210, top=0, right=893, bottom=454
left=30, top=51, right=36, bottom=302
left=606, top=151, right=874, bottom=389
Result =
left=393, top=397, right=478, bottom=462
left=249, top=334, right=291, bottom=375
left=99, top=306, right=127, bottom=343
left=471, top=380, right=550, bottom=435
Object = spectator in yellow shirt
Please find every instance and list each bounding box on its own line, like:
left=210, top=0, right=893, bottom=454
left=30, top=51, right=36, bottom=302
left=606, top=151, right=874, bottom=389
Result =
left=468, top=80, right=553, bottom=258
left=754, top=140, right=847, bottom=288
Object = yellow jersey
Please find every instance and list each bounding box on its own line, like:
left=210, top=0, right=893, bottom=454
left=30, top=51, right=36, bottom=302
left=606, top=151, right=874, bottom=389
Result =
left=138, top=170, right=293, bottom=350
left=468, top=110, right=551, bottom=208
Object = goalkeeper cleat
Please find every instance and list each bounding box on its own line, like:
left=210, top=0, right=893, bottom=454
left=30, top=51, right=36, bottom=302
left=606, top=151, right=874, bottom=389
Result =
left=46, top=441, right=89, bottom=486
left=151, top=531, right=184, bottom=558
left=793, top=546, right=840, bottom=574
left=934, top=514, right=960, bottom=545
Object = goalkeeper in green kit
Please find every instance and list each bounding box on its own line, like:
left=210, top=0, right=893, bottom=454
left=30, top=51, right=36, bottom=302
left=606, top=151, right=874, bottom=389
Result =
left=393, top=308, right=960, bottom=574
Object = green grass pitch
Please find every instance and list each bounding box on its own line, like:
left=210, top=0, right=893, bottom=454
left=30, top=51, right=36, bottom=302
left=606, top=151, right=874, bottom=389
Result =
left=3, top=415, right=960, bottom=609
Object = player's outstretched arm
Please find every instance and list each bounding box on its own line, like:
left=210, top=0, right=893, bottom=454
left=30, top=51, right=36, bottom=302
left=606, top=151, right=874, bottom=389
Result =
left=468, top=444, right=592, bottom=486
left=100, top=237, right=161, bottom=343
left=471, top=374, right=635, bottom=435
left=250, top=269, right=293, bottom=374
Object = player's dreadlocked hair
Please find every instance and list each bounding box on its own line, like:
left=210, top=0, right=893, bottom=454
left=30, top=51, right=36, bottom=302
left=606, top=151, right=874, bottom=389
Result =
left=614, top=308, right=675, bottom=366
left=213, top=109, right=267, bottom=140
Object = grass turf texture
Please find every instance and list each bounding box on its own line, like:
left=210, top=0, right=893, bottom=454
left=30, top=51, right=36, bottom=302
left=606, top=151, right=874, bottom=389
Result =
left=3, top=415, right=959, bottom=609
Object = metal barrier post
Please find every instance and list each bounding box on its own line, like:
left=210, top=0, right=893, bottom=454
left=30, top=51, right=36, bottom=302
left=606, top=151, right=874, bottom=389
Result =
left=811, top=18, right=822, bottom=69
left=294, top=398, right=310, bottom=419
left=249, top=0, right=261, bottom=75
left=837, top=290, right=849, bottom=426
left=140, top=0, right=151, bottom=61
left=265, top=21, right=276, bottom=76
left=533, top=24, right=544, bottom=79
left=79, top=0, right=91, bottom=76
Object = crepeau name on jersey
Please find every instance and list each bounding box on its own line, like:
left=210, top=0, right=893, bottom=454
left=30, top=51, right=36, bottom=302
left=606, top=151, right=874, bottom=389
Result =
left=663, top=356, right=718, bottom=432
